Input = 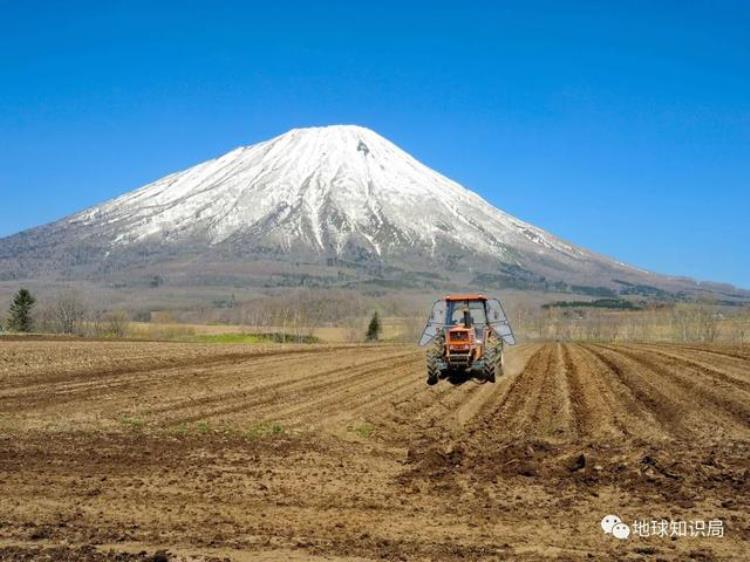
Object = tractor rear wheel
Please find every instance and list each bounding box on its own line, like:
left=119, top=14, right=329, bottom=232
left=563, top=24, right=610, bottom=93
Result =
left=426, top=348, right=441, bottom=385
left=483, top=345, right=503, bottom=383
left=426, top=335, right=445, bottom=385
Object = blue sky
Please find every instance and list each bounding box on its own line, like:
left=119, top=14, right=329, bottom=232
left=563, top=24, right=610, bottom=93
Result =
left=1, top=1, right=748, bottom=287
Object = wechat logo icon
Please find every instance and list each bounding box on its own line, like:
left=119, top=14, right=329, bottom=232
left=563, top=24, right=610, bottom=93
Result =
left=601, top=514, right=630, bottom=540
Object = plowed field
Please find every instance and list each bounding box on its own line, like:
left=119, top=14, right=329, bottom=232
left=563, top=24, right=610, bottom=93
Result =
left=0, top=340, right=748, bottom=560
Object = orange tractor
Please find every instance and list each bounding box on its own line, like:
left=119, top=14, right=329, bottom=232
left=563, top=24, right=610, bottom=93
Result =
left=418, top=294, right=515, bottom=385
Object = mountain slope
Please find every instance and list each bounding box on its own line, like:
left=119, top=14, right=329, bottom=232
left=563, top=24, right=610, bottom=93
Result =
left=0, top=125, right=743, bottom=298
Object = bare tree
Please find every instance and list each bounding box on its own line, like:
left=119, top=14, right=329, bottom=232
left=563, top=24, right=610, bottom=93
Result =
left=106, top=310, right=130, bottom=338
left=53, top=290, right=87, bottom=335
left=694, top=305, right=719, bottom=343
left=342, top=315, right=365, bottom=343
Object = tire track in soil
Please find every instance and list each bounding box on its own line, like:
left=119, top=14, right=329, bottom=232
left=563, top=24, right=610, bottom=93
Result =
left=370, top=348, right=551, bottom=478
left=379, top=378, right=456, bottom=433
left=465, top=344, right=570, bottom=442
left=428, top=344, right=583, bottom=471
left=367, top=345, right=542, bottom=448
left=412, top=379, right=488, bottom=435
left=453, top=343, right=543, bottom=430
left=372, top=381, right=473, bottom=448
left=377, top=368, right=490, bottom=439
left=458, top=345, right=546, bottom=445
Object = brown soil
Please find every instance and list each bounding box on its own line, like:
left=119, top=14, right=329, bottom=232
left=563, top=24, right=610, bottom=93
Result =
left=0, top=340, right=748, bottom=560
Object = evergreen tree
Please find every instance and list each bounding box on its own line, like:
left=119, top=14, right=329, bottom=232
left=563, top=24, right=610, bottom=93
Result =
left=7, top=288, right=35, bottom=333
left=366, top=311, right=381, bottom=341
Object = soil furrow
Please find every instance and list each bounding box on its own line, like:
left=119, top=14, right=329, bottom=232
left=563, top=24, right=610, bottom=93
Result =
left=0, top=352, right=310, bottom=411
left=603, top=345, right=750, bottom=435
left=0, top=345, right=354, bottom=389
left=165, top=354, right=422, bottom=426
left=264, top=357, right=424, bottom=428
left=481, top=345, right=563, bottom=440
left=676, top=344, right=750, bottom=361
left=559, top=344, right=596, bottom=439
left=145, top=351, right=414, bottom=419
left=632, top=344, right=750, bottom=390
left=582, top=345, right=688, bottom=439
left=566, top=344, right=645, bottom=439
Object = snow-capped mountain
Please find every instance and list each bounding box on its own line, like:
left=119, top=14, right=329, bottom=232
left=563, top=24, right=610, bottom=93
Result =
left=0, top=125, right=739, bottom=297
left=69, top=125, right=585, bottom=261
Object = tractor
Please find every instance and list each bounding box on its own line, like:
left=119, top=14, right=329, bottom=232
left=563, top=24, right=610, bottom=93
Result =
left=418, top=294, right=515, bottom=385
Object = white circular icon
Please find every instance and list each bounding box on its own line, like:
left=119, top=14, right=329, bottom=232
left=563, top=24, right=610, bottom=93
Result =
left=601, top=515, right=621, bottom=534
left=612, top=522, right=631, bottom=540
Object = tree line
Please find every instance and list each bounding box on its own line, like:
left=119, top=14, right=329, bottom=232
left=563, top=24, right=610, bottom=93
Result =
left=2, top=288, right=129, bottom=337
left=511, top=302, right=747, bottom=343
left=6, top=285, right=743, bottom=344
left=1, top=287, right=386, bottom=342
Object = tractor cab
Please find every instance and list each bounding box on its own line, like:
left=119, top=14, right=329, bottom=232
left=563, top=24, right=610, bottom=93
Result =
left=447, top=296, right=486, bottom=335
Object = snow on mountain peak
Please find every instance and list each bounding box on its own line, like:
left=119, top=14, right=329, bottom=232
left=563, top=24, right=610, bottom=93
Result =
left=64, top=125, right=588, bottom=267
left=3, top=124, right=717, bottom=294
